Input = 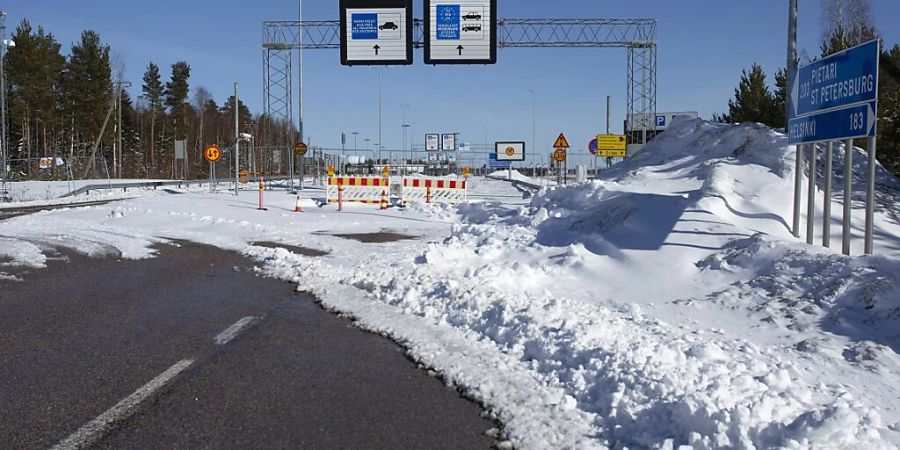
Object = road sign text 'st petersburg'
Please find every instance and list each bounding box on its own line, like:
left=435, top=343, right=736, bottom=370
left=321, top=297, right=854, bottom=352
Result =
left=791, top=40, right=879, bottom=118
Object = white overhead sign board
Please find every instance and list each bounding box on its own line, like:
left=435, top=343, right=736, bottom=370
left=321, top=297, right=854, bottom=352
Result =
left=424, top=0, right=497, bottom=64
left=495, top=141, right=525, bottom=161
left=426, top=134, right=440, bottom=151
left=341, top=0, right=413, bottom=66
left=441, top=133, right=457, bottom=151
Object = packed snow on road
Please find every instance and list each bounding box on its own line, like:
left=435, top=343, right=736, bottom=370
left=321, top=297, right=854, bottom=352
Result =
left=2, top=118, right=899, bottom=449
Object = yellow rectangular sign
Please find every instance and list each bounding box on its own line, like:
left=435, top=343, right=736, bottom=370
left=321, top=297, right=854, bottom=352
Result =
left=597, top=134, right=627, bottom=151
left=598, top=149, right=627, bottom=158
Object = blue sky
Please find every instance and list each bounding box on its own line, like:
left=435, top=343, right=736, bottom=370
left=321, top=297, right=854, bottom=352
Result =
left=5, top=1, right=900, bottom=156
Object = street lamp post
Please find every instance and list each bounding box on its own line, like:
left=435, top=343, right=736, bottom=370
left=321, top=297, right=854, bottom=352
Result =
left=0, top=11, right=11, bottom=200
left=528, top=89, right=536, bottom=167
left=402, top=123, right=410, bottom=176
left=378, top=69, right=383, bottom=163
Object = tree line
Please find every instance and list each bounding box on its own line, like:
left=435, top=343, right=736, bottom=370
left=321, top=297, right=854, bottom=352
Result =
left=717, top=0, right=900, bottom=177
left=3, top=20, right=295, bottom=180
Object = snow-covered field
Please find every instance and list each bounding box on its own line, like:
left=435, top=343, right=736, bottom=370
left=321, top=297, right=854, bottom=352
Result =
left=1, top=118, right=899, bottom=449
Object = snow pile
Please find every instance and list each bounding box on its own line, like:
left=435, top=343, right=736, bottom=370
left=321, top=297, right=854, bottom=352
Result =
left=290, top=118, right=900, bottom=448
left=2, top=118, right=899, bottom=449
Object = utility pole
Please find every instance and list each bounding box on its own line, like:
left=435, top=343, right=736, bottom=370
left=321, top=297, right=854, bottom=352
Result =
left=528, top=89, right=536, bottom=166
left=0, top=11, right=9, bottom=201
left=788, top=0, right=800, bottom=238
left=234, top=82, right=240, bottom=196
left=606, top=96, right=611, bottom=134
left=113, top=81, right=132, bottom=178
left=378, top=68, right=383, bottom=163
left=297, top=0, right=305, bottom=191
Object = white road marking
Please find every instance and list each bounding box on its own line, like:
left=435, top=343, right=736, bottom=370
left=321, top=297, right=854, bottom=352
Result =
left=214, top=316, right=258, bottom=345
left=51, top=359, right=194, bottom=450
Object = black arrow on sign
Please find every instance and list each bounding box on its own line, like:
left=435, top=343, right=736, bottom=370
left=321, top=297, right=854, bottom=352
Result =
left=456, top=45, right=464, bottom=55
left=374, top=44, right=381, bottom=55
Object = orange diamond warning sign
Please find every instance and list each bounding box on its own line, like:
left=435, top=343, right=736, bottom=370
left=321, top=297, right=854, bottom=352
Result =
left=553, top=133, right=570, bottom=149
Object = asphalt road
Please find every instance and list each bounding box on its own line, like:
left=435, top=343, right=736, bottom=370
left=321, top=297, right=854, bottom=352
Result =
left=0, top=199, right=126, bottom=221
left=0, top=242, right=495, bottom=449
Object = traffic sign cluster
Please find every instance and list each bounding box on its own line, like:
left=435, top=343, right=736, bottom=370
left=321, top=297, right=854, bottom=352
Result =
left=340, top=0, right=497, bottom=66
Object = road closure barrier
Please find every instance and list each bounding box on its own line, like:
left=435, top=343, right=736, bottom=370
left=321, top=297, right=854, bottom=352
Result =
left=327, top=176, right=390, bottom=205
left=402, top=178, right=468, bottom=205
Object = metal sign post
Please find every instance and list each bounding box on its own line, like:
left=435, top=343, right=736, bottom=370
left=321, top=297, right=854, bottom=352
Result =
left=788, top=39, right=880, bottom=255
left=204, top=145, right=222, bottom=193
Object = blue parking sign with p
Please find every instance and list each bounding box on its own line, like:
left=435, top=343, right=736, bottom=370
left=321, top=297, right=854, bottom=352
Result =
left=656, top=115, right=666, bottom=127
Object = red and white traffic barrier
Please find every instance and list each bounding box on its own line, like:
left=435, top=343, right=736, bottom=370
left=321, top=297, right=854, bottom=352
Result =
left=402, top=178, right=468, bottom=205
left=327, top=176, right=390, bottom=206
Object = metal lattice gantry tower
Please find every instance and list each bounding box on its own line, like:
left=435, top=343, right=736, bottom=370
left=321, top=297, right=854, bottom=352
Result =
left=262, top=18, right=657, bottom=149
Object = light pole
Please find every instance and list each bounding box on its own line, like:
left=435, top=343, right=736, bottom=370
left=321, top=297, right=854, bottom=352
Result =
left=352, top=131, right=359, bottom=155
left=528, top=89, right=536, bottom=167
left=399, top=103, right=411, bottom=174
left=402, top=123, right=410, bottom=176
left=0, top=11, right=11, bottom=199
left=233, top=82, right=240, bottom=196
left=377, top=68, right=383, bottom=163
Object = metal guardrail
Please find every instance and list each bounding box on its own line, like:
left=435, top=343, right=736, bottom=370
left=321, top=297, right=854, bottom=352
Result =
left=60, top=176, right=293, bottom=198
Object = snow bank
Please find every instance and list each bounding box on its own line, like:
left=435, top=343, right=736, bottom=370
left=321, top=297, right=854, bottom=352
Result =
left=2, top=118, right=899, bottom=449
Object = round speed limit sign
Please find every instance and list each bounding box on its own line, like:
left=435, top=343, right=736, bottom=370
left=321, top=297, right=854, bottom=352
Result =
left=552, top=148, right=567, bottom=162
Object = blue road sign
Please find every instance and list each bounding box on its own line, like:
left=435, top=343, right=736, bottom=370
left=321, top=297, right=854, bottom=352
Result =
left=791, top=40, right=879, bottom=118
left=656, top=115, right=666, bottom=128
left=588, top=138, right=598, bottom=156
left=436, top=5, right=461, bottom=40
left=488, top=153, right=510, bottom=168
left=789, top=102, right=876, bottom=145
left=351, top=13, right=379, bottom=40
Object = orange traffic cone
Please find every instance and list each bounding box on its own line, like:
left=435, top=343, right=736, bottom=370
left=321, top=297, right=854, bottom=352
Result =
left=294, top=194, right=303, bottom=213
left=380, top=189, right=389, bottom=210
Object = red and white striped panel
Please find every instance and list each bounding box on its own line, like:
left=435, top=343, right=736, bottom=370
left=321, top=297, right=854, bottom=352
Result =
left=326, top=177, right=389, bottom=205
left=401, top=177, right=468, bottom=205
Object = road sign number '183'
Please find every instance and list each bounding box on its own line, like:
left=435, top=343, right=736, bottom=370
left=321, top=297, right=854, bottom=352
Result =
left=789, top=101, right=876, bottom=145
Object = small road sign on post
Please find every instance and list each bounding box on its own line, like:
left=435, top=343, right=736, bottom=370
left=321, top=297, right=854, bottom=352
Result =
left=553, top=133, right=570, bottom=149
left=204, top=145, right=222, bottom=163
left=597, top=134, right=627, bottom=158
left=494, top=141, right=525, bottom=161
left=552, top=148, right=567, bottom=162
left=294, top=142, right=309, bottom=156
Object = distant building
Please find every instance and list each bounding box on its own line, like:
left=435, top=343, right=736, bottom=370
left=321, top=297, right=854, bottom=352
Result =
left=625, top=111, right=699, bottom=154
